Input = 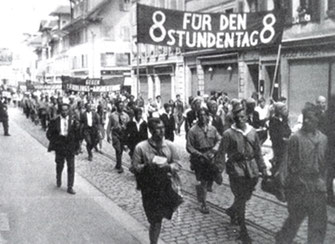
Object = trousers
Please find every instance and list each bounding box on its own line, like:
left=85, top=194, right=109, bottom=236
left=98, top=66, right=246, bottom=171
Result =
left=55, top=151, right=75, bottom=188
left=276, top=190, right=327, bottom=244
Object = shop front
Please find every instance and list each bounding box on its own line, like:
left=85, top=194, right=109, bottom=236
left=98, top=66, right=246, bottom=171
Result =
left=281, top=44, right=335, bottom=123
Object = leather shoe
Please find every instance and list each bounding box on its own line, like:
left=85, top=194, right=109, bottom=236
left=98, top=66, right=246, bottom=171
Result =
left=199, top=204, right=209, bottom=214
left=67, top=188, right=76, bottom=195
left=4, top=133, right=10, bottom=136
left=117, top=167, right=124, bottom=174
left=56, top=179, right=61, bottom=188
left=88, top=155, right=92, bottom=161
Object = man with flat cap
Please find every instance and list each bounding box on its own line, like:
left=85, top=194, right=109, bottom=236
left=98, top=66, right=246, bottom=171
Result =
left=215, top=102, right=268, bottom=243
left=47, top=103, right=81, bottom=194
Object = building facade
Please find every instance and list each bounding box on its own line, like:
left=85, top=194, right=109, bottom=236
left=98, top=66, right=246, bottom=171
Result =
left=131, top=0, right=185, bottom=104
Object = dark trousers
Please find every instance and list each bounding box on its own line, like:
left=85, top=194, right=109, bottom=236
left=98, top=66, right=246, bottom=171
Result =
left=327, top=162, right=335, bottom=200
left=1, top=120, right=9, bottom=134
left=276, top=190, right=327, bottom=244
left=228, top=176, right=258, bottom=232
left=112, top=136, right=124, bottom=169
left=55, top=151, right=75, bottom=188
left=84, top=128, right=97, bottom=157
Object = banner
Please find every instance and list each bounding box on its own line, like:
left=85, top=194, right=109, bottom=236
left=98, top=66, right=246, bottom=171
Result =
left=137, top=4, right=285, bottom=50
left=62, top=77, right=124, bottom=93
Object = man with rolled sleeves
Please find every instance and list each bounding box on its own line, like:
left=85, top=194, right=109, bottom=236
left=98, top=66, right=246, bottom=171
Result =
left=47, top=103, right=81, bottom=194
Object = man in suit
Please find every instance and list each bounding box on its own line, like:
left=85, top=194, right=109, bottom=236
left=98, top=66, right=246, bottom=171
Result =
left=125, top=107, right=148, bottom=158
left=80, top=103, right=100, bottom=161
left=160, top=103, right=175, bottom=142
left=46, top=103, right=80, bottom=194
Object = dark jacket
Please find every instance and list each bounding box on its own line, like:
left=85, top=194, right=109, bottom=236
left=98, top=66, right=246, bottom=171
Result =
left=160, top=113, right=175, bottom=141
left=0, top=100, right=8, bottom=122
left=46, top=116, right=81, bottom=154
left=125, top=120, right=148, bottom=154
left=80, top=111, right=100, bottom=138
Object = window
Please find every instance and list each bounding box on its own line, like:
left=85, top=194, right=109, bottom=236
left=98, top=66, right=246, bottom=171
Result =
left=101, top=53, right=115, bottom=67
left=101, top=25, right=115, bottom=40
left=225, top=8, right=234, bottom=14
left=328, top=0, right=335, bottom=17
left=120, top=0, right=131, bottom=11
left=290, top=0, right=320, bottom=23
left=121, top=27, right=130, bottom=41
left=116, top=53, right=130, bottom=66
left=72, top=56, right=78, bottom=69
left=81, top=54, right=87, bottom=68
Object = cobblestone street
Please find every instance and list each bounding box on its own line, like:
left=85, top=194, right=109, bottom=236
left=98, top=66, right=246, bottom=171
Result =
left=10, top=107, right=335, bottom=244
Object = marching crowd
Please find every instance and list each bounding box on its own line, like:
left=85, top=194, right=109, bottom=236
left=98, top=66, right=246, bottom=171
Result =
left=0, top=88, right=334, bottom=244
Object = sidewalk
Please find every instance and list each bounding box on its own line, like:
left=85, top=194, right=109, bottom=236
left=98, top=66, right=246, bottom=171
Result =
left=0, top=116, right=157, bottom=244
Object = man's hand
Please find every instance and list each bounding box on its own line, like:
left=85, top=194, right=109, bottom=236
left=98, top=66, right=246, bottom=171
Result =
left=123, top=145, right=129, bottom=151
left=170, top=162, right=182, bottom=173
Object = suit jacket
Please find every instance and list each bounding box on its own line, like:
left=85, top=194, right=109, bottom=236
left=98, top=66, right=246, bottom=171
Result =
left=0, top=100, right=8, bottom=121
left=125, top=120, right=148, bottom=152
left=46, top=115, right=80, bottom=154
left=80, top=111, right=100, bottom=137
left=160, top=113, right=175, bottom=141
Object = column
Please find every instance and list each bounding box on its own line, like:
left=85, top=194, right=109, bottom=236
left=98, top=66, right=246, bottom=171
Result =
left=170, top=74, right=175, bottom=99
left=154, top=74, right=160, bottom=97
left=148, top=75, right=154, bottom=99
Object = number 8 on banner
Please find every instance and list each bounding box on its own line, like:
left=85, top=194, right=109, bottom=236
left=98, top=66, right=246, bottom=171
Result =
left=149, top=11, right=167, bottom=42
left=260, top=13, right=276, bottom=44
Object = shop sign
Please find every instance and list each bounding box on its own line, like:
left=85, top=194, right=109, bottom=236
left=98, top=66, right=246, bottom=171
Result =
left=137, top=4, right=285, bottom=50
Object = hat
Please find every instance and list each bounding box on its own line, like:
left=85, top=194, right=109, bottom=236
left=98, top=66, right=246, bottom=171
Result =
left=232, top=102, right=244, bottom=114
left=246, top=98, right=256, bottom=104
left=274, top=102, right=286, bottom=115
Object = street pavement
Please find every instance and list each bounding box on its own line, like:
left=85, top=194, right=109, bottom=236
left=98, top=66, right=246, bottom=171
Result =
left=5, top=107, right=335, bottom=244
left=0, top=111, right=152, bottom=244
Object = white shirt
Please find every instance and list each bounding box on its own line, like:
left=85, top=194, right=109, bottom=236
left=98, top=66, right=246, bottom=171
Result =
left=87, top=112, right=93, bottom=127
left=135, top=119, right=144, bottom=131
left=60, top=116, right=69, bottom=136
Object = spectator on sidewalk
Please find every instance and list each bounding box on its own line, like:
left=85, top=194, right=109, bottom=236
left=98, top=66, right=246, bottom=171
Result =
left=107, top=100, right=130, bottom=173
left=132, top=118, right=182, bottom=244
left=215, top=102, right=268, bottom=243
left=46, top=103, right=81, bottom=195
left=275, top=103, right=328, bottom=244
left=0, top=94, right=10, bottom=136
left=187, top=108, right=221, bottom=214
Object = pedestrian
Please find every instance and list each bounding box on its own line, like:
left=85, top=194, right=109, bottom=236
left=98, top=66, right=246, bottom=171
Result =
left=132, top=118, right=182, bottom=244
left=173, top=94, right=185, bottom=135
left=80, top=103, right=100, bottom=161
left=269, top=102, right=291, bottom=168
left=125, top=107, right=148, bottom=159
left=0, top=95, right=10, bottom=136
left=275, top=103, right=328, bottom=244
left=106, top=100, right=130, bottom=173
left=187, top=108, right=221, bottom=214
left=160, top=103, right=175, bottom=141
left=215, top=102, right=268, bottom=243
left=207, top=100, right=224, bottom=136
left=46, top=103, right=81, bottom=194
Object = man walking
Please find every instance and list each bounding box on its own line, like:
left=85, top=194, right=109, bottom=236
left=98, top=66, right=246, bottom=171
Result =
left=46, top=103, right=81, bottom=194
left=80, top=103, right=100, bottom=161
left=215, top=102, right=268, bottom=243
left=275, top=103, right=328, bottom=244
left=107, top=100, right=130, bottom=173
left=132, top=118, right=182, bottom=244
left=0, top=94, right=10, bottom=136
